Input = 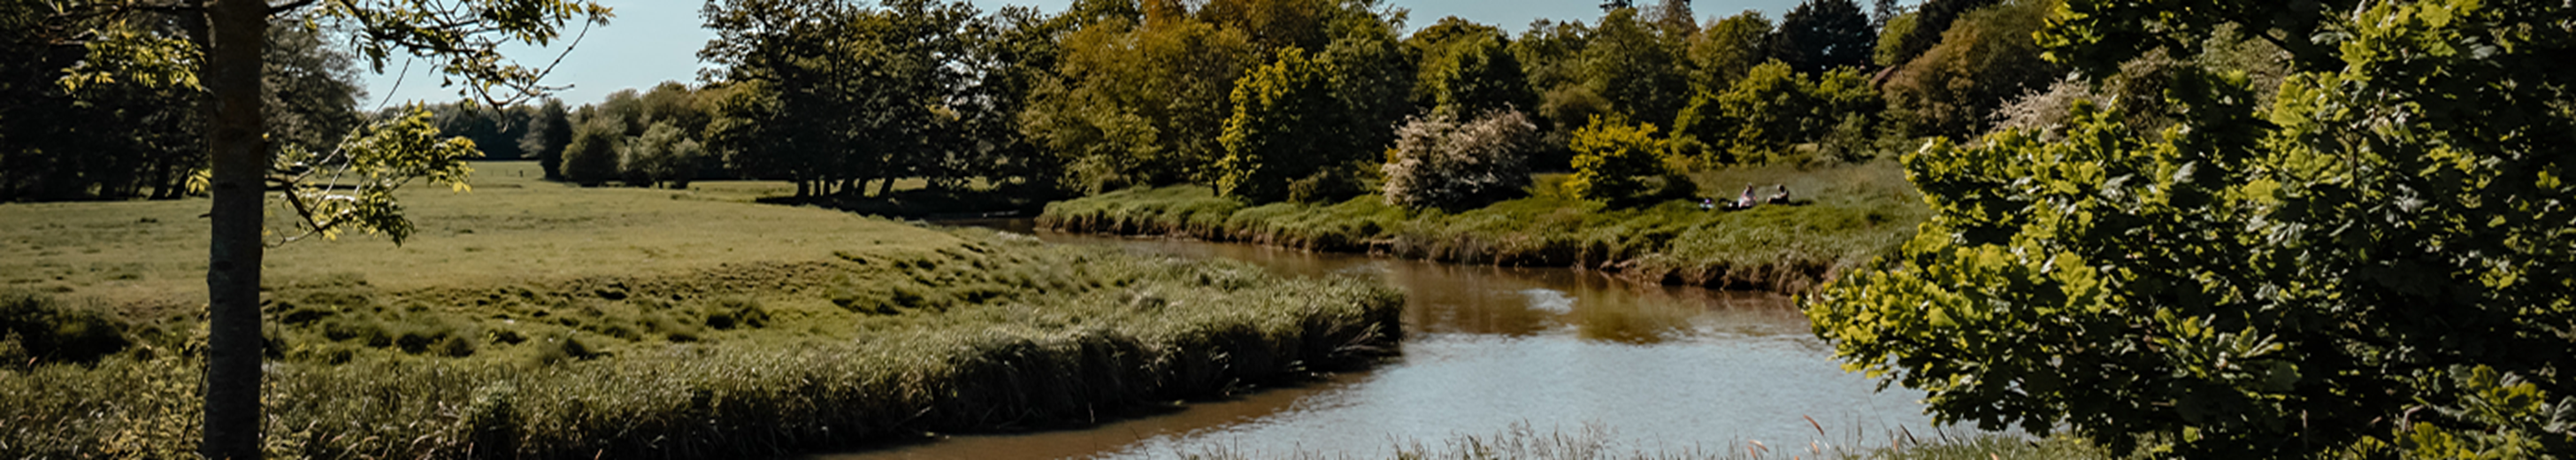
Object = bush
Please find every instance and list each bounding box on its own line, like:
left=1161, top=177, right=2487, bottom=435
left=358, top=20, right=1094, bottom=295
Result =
left=0, top=290, right=130, bottom=365
left=619, top=121, right=704, bottom=189
left=560, top=116, right=625, bottom=187
left=1562, top=116, right=1683, bottom=204
left=1380, top=110, right=1537, bottom=210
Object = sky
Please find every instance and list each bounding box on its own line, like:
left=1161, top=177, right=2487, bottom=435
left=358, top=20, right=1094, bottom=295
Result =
left=358, top=0, right=1813, bottom=108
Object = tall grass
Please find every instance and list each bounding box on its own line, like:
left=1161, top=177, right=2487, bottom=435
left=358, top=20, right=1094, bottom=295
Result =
left=1039, top=163, right=1927, bottom=292
left=0, top=234, right=1402, bottom=459
left=0, top=163, right=1407, bottom=459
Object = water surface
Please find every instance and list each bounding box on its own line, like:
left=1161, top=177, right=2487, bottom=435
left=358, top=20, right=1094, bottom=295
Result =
left=820, top=224, right=1938, bottom=459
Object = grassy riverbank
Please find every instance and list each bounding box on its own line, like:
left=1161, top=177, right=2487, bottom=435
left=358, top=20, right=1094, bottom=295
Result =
left=1039, top=163, right=1927, bottom=292
left=0, top=163, right=1403, bottom=459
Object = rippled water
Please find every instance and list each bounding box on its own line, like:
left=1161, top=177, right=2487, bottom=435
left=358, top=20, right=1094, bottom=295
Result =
left=816, top=224, right=1940, bottom=459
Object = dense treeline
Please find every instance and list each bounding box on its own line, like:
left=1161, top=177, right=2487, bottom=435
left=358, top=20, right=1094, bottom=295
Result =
left=9, top=0, right=2151, bottom=211
left=1, top=7, right=365, bottom=202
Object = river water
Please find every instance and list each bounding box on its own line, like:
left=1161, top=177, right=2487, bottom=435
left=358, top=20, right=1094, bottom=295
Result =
left=816, top=223, right=1943, bottom=459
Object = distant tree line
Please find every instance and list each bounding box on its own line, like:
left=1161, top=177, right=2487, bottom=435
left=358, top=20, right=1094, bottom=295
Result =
left=1, top=8, right=366, bottom=202
left=4, top=0, right=2145, bottom=210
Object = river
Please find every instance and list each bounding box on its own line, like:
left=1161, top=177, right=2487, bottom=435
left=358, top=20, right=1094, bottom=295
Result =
left=816, top=221, right=1944, bottom=459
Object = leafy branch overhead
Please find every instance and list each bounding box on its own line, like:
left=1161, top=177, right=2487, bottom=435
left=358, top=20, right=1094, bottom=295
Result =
left=266, top=106, right=481, bottom=246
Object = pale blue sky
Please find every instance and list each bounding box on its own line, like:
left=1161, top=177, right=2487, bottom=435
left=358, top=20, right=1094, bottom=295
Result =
left=359, top=0, right=1814, bottom=107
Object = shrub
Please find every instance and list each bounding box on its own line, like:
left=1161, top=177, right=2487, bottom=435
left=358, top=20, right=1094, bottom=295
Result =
left=1380, top=109, right=1538, bottom=210
left=619, top=121, right=704, bottom=189
left=1562, top=116, right=1683, bottom=204
left=560, top=116, right=625, bottom=187
left=0, top=290, right=130, bottom=365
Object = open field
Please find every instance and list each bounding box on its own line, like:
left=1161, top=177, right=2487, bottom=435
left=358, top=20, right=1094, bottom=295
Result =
left=0, top=161, right=1403, bottom=459
left=1039, top=161, right=1927, bottom=292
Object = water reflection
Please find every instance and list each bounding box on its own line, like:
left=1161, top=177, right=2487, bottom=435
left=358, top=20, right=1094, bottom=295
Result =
left=815, top=224, right=1932, bottom=460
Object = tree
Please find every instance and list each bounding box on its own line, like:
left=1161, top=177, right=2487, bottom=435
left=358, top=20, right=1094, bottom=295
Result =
left=4, top=12, right=366, bottom=202
left=521, top=98, right=572, bottom=180
left=1869, top=11, right=1914, bottom=66
left=702, top=0, right=980, bottom=197
left=621, top=121, right=702, bottom=188
left=1807, top=0, right=2576, bottom=456
left=1673, top=60, right=1878, bottom=165
left=1215, top=47, right=1346, bottom=203
left=42, top=1, right=607, bottom=456
left=1563, top=115, right=1682, bottom=203
left=1683, top=11, right=1771, bottom=94
left=561, top=115, right=624, bottom=186
left=1767, top=0, right=1874, bottom=73
left=1381, top=109, right=1537, bottom=210
left=1880, top=0, right=2060, bottom=138
left=1878, top=0, right=1995, bottom=73
left=1408, top=18, right=1535, bottom=119
left=1020, top=10, right=1254, bottom=192
left=1584, top=9, right=1689, bottom=128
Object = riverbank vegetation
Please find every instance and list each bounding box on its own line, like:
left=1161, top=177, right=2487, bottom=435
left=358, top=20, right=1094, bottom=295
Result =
left=1041, top=162, right=1924, bottom=293
left=1806, top=0, right=2576, bottom=456
left=0, top=163, right=1401, bottom=458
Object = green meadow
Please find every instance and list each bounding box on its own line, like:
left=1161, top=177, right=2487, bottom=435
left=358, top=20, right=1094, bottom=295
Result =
left=0, top=162, right=1402, bottom=459
left=1039, top=162, right=1928, bottom=292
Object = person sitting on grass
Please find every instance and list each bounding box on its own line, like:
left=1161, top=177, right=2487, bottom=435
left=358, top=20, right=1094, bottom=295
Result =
left=1729, top=185, right=1758, bottom=211
left=1767, top=184, right=1791, bottom=204
left=1700, top=197, right=1715, bottom=211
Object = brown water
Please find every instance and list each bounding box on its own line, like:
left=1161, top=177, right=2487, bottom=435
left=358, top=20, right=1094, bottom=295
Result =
left=816, top=223, right=1939, bottom=459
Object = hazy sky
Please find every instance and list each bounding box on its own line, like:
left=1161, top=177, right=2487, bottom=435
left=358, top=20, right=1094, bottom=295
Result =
left=357, top=0, right=1814, bottom=108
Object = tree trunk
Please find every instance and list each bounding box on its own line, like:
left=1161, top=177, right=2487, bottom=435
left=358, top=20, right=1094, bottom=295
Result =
left=200, top=0, right=269, bottom=458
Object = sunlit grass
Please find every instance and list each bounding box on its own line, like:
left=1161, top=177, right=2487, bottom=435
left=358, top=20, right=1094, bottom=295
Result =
left=0, top=162, right=1405, bottom=459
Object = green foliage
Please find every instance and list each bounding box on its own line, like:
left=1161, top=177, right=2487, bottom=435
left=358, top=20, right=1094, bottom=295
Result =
left=1767, top=0, right=1876, bottom=73
left=1683, top=12, right=1774, bottom=95
left=1809, top=0, right=2576, bottom=452
left=1410, top=18, right=1535, bottom=119
left=560, top=116, right=624, bottom=187
left=271, top=106, right=482, bottom=246
left=1878, top=0, right=1995, bottom=73
left=1381, top=109, right=1538, bottom=210
left=1881, top=0, right=2060, bottom=138
left=1870, top=12, right=1915, bottom=66
left=1023, top=14, right=1256, bottom=192
left=0, top=291, right=130, bottom=366
left=1675, top=61, right=1881, bottom=165
left=1583, top=9, right=1690, bottom=128
left=620, top=121, right=704, bottom=189
left=702, top=0, right=995, bottom=198
left=3, top=12, right=364, bottom=202
left=520, top=98, right=574, bottom=179
left=1564, top=117, right=1683, bottom=203
left=1216, top=47, right=1348, bottom=203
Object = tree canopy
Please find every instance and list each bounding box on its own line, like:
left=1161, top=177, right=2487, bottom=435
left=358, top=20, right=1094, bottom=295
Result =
left=1809, top=0, right=2576, bottom=456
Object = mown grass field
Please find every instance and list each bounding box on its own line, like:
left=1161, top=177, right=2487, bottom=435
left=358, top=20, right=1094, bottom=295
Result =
left=0, top=162, right=1404, bottom=459
left=1039, top=161, right=1928, bottom=292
